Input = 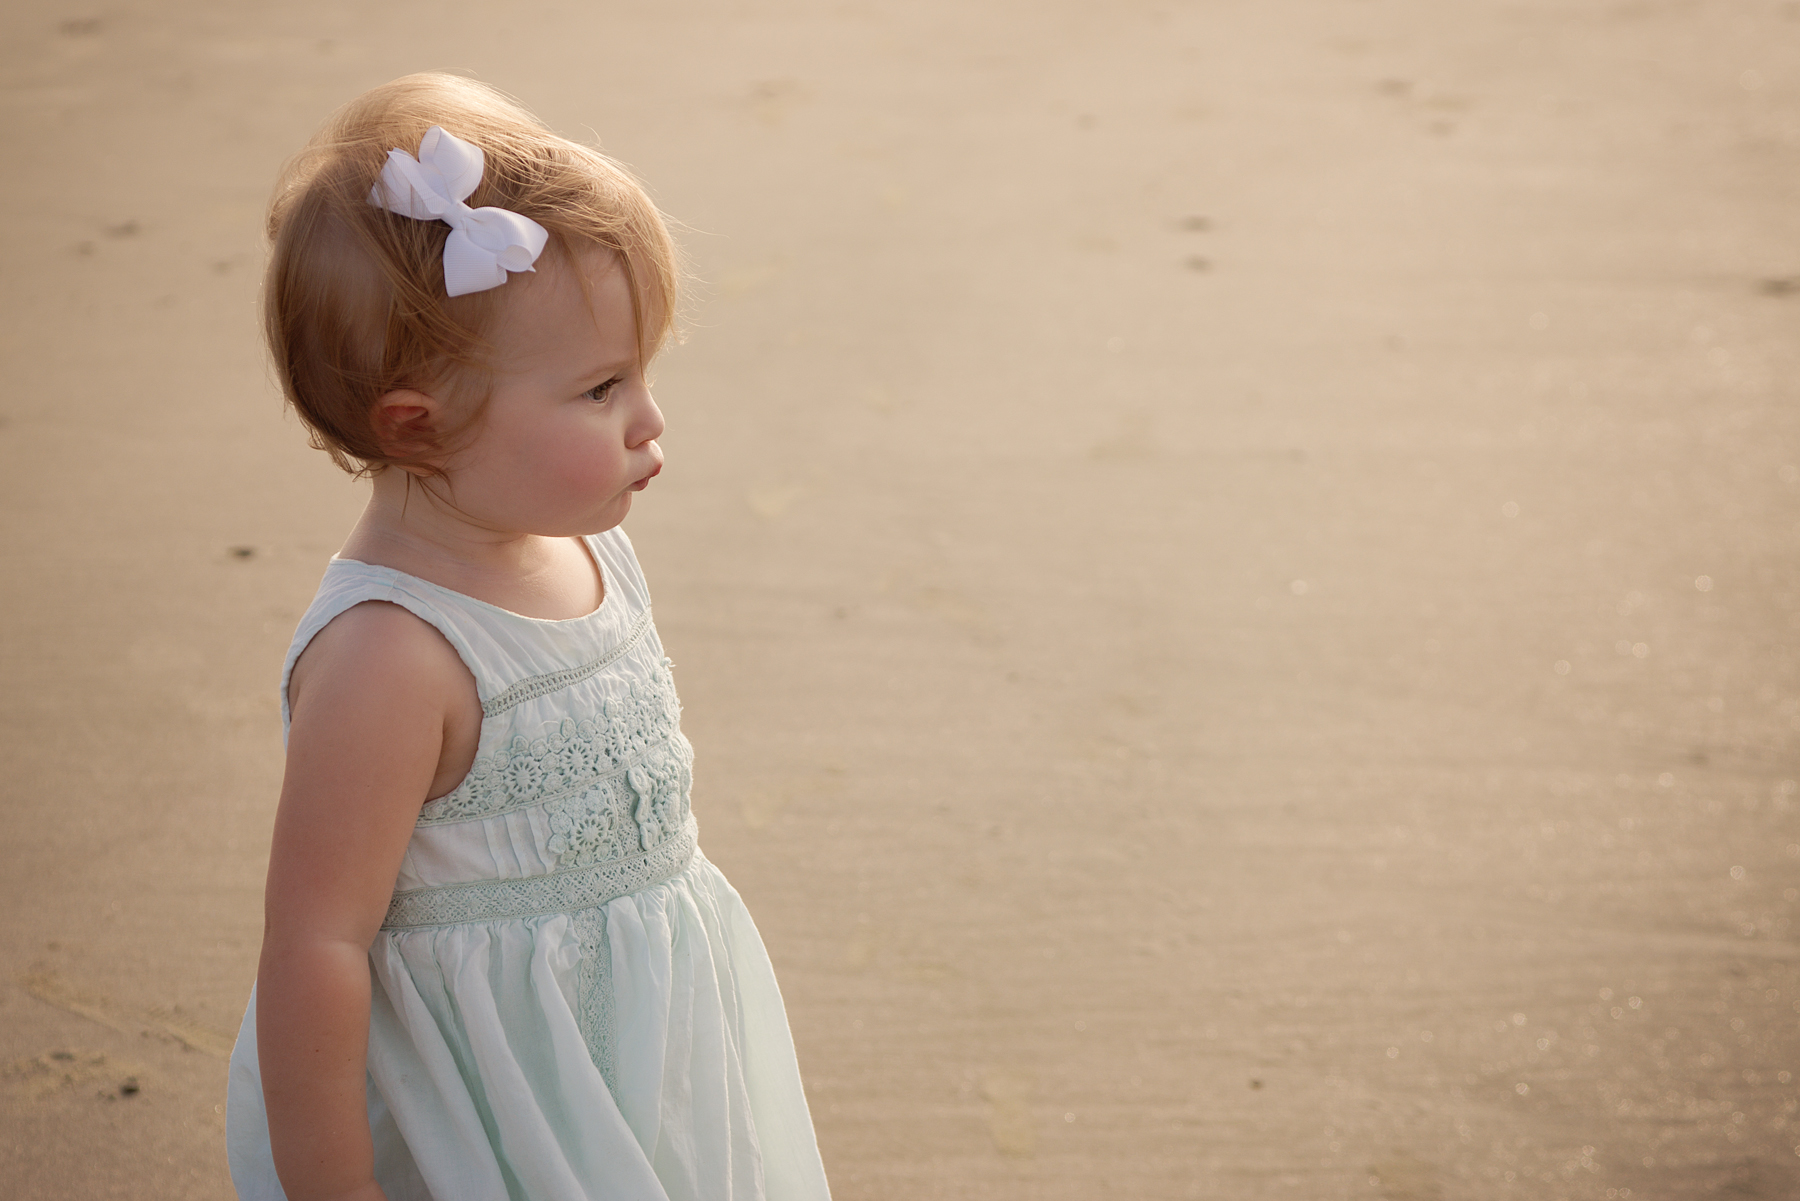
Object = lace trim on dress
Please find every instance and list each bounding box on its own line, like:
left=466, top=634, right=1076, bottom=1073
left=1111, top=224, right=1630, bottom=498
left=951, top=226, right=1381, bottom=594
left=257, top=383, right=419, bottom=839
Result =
left=380, top=816, right=698, bottom=929
left=479, top=607, right=655, bottom=718
left=574, top=907, right=616, bottom=1091
left=419, top=657, right=682, bottom=825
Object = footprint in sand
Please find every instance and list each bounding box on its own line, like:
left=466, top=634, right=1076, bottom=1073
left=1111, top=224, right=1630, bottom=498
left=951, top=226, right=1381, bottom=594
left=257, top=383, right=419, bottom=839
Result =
left=3, top=1048, right=145, bottom=1102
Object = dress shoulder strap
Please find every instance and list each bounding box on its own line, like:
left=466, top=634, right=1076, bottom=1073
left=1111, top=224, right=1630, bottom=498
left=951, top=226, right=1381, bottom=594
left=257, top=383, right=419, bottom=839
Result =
left=279, top=561, right=487, bottom=736
left=586, top=527, right=651, bottom=613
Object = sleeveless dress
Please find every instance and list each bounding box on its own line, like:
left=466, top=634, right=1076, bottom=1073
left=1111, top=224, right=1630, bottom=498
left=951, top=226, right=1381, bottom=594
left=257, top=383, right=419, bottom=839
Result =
left=225, top=529, right=832, bottom=1201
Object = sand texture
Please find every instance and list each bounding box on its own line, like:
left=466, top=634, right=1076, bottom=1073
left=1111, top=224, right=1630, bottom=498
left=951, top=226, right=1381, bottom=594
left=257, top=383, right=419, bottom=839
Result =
left=3, top=1, right=1799, bottom=1198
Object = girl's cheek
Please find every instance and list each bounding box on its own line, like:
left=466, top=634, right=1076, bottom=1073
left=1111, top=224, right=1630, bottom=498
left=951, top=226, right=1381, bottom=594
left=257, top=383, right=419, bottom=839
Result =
left=549, top=443, right=623, bottom=492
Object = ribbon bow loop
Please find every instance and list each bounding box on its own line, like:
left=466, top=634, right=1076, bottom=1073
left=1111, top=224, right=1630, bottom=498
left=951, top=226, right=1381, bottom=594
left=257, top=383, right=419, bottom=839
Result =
left=368, top=126, right=549, bottom=297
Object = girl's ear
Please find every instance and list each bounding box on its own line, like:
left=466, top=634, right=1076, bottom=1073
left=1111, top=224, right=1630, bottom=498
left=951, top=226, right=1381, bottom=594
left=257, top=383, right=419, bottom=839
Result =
left=371, top=388, right=445, bottom=469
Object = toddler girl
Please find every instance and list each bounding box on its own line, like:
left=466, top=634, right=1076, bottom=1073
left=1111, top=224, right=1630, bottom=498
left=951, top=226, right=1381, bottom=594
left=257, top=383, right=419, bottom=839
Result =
left=225, top=73, right=832, bottom=1201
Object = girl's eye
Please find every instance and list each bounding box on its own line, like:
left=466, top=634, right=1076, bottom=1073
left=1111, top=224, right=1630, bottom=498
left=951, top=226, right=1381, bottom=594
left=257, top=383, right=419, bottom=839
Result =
left=585, top=377, right=621, bottom=403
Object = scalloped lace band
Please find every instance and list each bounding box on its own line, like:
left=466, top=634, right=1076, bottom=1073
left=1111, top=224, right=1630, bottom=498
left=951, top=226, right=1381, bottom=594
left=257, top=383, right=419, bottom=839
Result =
left=382, top=816, right=699, bottom=930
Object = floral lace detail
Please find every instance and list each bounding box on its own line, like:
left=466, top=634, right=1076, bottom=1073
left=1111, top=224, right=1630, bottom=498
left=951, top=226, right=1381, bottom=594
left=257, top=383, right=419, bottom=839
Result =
left=630, top=738, right=694, bottom=852
left=547, top=786, right=624, bottom=866
left=545, top=734, right=693, bottom=866
left=419, top=659, right=681, bottom=825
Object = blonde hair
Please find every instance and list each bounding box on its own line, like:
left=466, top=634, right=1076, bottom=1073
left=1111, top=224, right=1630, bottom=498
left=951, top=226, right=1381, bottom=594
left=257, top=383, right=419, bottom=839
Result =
left=265, top=73, right=678, bottom=475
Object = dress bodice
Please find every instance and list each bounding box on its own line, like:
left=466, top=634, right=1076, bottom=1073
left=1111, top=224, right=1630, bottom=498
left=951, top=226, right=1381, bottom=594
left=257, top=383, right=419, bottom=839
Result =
left=280, top=529, right=695, bottom=896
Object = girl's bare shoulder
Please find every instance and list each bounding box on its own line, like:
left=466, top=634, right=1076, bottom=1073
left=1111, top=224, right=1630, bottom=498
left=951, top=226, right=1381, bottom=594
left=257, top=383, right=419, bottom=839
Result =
left=282, top=599, right=484, bottom=812
left=289, top=599, right=475, bottom=716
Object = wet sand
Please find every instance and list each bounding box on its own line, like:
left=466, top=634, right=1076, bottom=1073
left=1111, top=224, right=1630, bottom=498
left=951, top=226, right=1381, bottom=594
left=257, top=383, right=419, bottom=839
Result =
left=3, top=1, right=1798, bottom=1198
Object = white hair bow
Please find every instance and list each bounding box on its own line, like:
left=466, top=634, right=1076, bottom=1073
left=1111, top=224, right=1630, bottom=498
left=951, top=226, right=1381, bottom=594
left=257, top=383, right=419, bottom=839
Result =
left=368, top=126, right=550, bottom=297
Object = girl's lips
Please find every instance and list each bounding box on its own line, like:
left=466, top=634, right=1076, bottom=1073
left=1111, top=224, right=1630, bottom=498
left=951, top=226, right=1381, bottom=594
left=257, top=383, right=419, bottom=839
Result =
left=629, top=463, right=662, bottom=491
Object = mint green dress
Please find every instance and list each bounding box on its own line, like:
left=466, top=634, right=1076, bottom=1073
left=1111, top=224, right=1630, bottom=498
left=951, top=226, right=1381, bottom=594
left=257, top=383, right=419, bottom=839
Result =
left=225, top=529, right=831, bottom=1201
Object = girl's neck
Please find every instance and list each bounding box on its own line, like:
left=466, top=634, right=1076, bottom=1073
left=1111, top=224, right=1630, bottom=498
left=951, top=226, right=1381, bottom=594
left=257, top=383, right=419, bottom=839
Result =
left=337, top=471, right=604, bottom=620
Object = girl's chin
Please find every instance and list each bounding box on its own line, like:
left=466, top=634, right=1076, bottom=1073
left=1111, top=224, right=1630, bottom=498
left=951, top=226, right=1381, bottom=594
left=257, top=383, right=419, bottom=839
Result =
left=593, top=491, right=632, bottom=527
left=546, top=494, right=634, bottom=539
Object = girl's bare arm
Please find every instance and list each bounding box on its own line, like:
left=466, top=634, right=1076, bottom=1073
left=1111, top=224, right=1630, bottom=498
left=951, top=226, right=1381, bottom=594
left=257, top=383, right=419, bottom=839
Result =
left=257, top=601, right=474, bottom=1201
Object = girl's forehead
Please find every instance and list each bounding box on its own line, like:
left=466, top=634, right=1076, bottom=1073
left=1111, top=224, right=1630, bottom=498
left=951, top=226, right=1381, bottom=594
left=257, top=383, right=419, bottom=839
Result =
left=490, top=248, right=637, bottom=365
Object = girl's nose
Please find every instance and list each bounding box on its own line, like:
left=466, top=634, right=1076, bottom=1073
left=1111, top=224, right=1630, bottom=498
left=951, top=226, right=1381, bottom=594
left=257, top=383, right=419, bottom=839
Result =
left=632, top=390, right=665, bottom=446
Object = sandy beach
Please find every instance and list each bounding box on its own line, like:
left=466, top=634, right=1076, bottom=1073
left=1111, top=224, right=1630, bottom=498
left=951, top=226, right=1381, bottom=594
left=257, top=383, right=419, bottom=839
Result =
left=3, top=1, right=1798, bottom=1197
